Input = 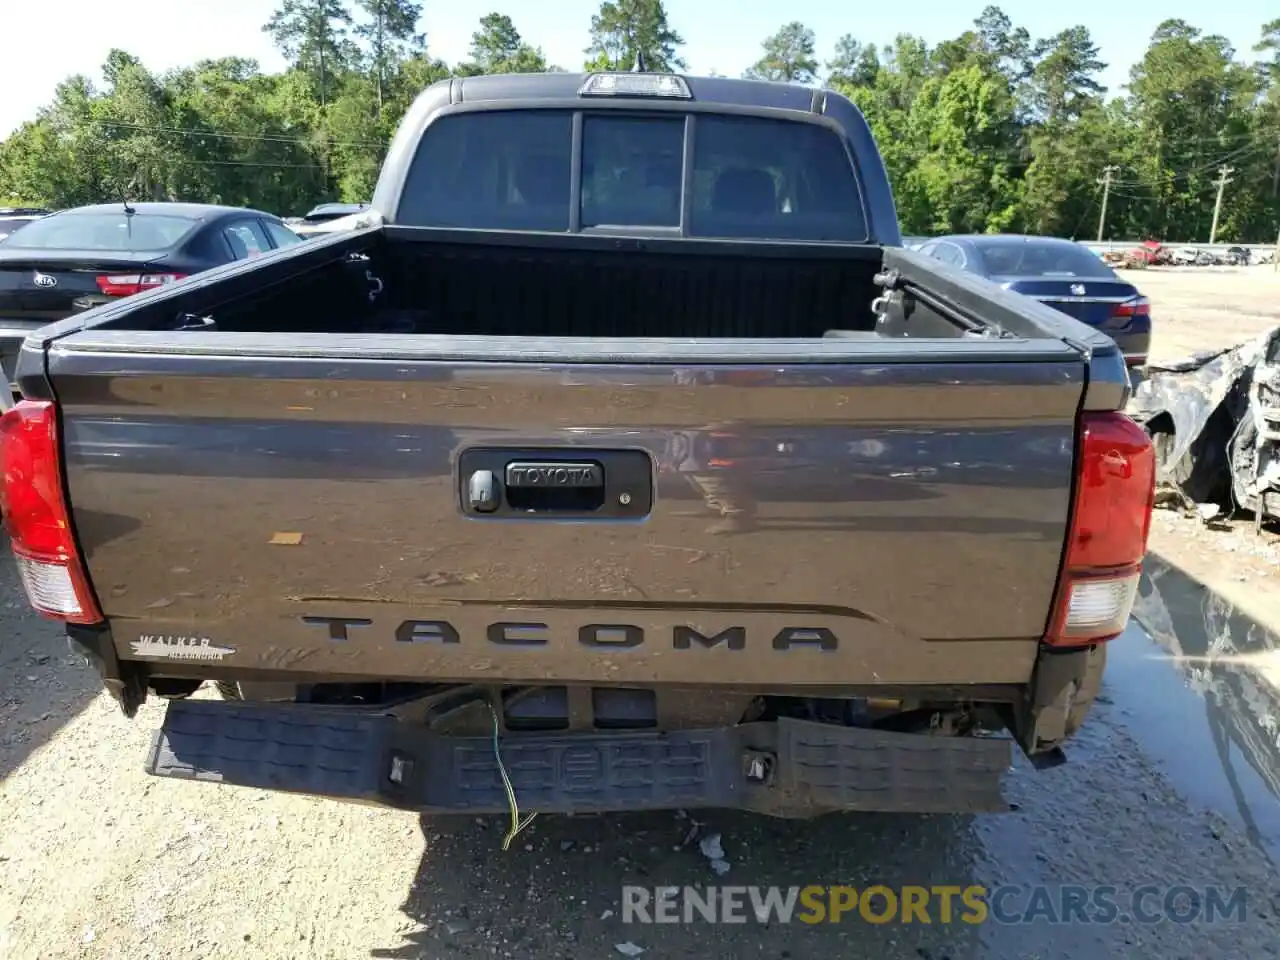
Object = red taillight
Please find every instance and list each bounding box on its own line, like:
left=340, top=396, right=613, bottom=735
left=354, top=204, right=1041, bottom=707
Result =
left=1111, top=296, right=1150, bottom=320
left=0, top=400, right=102, bottom=623
left=95, top=273, right=188, bottom=297
left=1045, top=411, right=1155, bottom=647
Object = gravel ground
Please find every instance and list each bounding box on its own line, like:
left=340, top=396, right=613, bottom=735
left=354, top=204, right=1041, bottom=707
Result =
left=1118, top=265, right=1280, bottom=364
left=3, top=264, right=1280, bottom=959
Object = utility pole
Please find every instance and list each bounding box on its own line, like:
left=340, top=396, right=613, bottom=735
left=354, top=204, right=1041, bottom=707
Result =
left=1209, top=165, right=1234, bottom=245
left=1096, top=165, right=1118, bottom=243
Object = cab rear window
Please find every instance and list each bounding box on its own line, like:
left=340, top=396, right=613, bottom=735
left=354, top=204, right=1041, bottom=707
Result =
left=399, top=109, right=867, bottom=242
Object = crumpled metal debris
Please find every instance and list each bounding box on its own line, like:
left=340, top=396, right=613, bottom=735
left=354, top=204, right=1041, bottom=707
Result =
left=1127, top=326, right=1280, bottom=520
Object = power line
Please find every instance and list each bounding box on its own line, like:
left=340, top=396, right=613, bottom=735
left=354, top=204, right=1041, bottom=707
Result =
left=912, top=132, right=1269, bottom=179
left=1109, top=139, right=1267, bottom=187
left=184, top=158, right=322, bottom=169
left=1067, top=184, right=1099, bottom=239
left=84, top=118, right=385, bottom=149
left=1106, top=182, right=1222, bottom=200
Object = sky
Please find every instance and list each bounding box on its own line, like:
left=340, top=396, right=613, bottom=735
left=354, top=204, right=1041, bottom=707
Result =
left=1, top=0, right=1268, bottom=137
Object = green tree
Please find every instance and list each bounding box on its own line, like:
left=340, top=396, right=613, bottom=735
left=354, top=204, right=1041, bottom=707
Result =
left=0, top=76, right=106, bottom=207
left=354, top=0, right=422, bottom=116
left=325, top=75, right=385, bottom=199
left=264, top=0, right=354, bottom=108
left=1255, top=18, right=1280, bottom=81
left=1029, top=26, right=1105, bottom=123
left=1017, top=26, right=1114, bottom=237
left=1125, top=19, right=1259, bottom=240
left=830, top=34, right=934, bottom=230
left=973, top=5, right=1033, bottom=81
left=93, top=51, right=182, bottom=200
left=470, top=13, right=522, bottom=69
left=1254, top=20, right=1280, bottom=204
left=467, top=13, right=550, bottom=74
left=166, top=57, right=323, bottom=210
left=585, top=0, right=685, bottom=72
left=826, top=35, right=879, bottom=88
left=745, top=22, right=819, bottom=83
left=904, top=60, right=1024, bottom=234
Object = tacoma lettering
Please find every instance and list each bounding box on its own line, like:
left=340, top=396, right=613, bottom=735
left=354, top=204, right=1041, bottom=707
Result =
left=673, top=625, right=746, bottom=651
left=772, top=626, right=839, bottom=651
left=487, top=622, right=549, bottom=646
left=300, top=617, right=839, bottom=650
left=579, top=624, right=644, bottom=648
left=395, top=620, right=460, bottom=644
left=302, top=616, right=372, bottom=642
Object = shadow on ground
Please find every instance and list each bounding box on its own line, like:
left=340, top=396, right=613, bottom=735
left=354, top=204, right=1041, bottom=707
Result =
left=0, top=560, right=101, bottom=784
left=372, top=810, right=986, bottom=960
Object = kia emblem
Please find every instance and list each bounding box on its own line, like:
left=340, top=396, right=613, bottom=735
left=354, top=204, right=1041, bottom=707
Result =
left=33, top=272, right=57, bottom=288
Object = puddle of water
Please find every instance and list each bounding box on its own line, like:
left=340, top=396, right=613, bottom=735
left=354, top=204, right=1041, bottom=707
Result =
left=1111, top=554, right=1280, bottom=859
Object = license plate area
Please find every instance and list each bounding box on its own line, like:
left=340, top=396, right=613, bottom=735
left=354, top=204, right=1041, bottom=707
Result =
left=458, top=447, right=653, bottom=520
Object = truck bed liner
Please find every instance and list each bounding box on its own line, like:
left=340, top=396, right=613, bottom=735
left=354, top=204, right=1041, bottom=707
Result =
left=168, top=237, right=888, bottom=340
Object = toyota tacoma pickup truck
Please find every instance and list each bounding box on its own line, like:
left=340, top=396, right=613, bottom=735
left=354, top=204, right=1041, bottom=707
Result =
left=1, top=71, right=1155, bottom=819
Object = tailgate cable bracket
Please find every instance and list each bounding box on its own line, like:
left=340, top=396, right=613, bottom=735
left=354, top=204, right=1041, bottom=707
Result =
left=174, top=313, right=216, bottom=331
left=874, top=268, right=1006, bottom=339
left=342, top=251, right=384, bottom=304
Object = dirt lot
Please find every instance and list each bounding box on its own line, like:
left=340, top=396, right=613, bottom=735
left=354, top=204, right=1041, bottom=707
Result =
left=1122, top=265, right=1280, bottom=365
left=3, top=266, right=1280, bottom=959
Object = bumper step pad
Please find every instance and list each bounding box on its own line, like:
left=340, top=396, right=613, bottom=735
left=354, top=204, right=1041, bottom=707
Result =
left=147, top=699, right=1011, bottom=816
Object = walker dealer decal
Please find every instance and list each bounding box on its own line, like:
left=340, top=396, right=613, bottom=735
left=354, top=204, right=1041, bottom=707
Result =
left=130, top=635, right=236, bottom=661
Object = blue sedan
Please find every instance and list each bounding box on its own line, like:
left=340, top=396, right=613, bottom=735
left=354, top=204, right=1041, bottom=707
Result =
left=917, top=234, right=1150, bottom=370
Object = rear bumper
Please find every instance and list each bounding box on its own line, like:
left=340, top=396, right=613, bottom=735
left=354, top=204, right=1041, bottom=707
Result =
left=146, top=698, right=1012, bottom=816
left=1112, top=330, right=1150, bottom=367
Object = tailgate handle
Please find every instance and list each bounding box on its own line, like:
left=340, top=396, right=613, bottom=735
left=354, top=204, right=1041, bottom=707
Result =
left=504, top=461, right=604, bottom=512
left=458, top=448, right=653, bottom=520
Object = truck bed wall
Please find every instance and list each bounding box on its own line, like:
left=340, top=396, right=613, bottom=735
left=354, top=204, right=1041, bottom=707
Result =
left=379, top=240, right=884, bottom=338
left=206, top=236, right=886, bottom=339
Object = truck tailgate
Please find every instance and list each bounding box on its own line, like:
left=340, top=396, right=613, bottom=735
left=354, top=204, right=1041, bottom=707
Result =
left=50, top=334, right=1085, bottom=688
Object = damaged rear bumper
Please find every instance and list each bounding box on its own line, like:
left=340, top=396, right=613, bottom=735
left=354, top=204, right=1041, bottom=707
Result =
left=146, top=699, right=1012, bottom=816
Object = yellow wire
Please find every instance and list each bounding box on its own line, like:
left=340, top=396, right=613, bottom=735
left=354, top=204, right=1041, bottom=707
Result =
left=489, top=702, right=536, bottom=850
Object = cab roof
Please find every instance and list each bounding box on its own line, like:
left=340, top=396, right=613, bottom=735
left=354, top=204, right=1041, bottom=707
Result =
left=453, top=72, right=825, bottom=114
